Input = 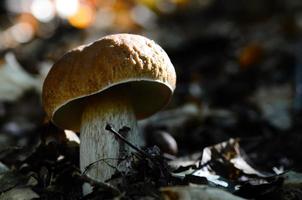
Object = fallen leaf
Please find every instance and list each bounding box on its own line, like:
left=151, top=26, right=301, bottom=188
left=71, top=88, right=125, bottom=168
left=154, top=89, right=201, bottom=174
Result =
left=161, top=185, right=245, bottom=200
left=0, top=171, right=27, bottom=193
left=0, top=187, right=39, bottom=200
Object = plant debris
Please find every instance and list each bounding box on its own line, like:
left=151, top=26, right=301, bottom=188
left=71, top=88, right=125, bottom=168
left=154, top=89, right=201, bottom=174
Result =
left=1, top=0, right=302, bottom=199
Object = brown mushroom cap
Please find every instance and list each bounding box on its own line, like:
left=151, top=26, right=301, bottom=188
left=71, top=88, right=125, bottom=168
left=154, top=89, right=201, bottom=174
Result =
left=42, top=34, right=176, bottom=132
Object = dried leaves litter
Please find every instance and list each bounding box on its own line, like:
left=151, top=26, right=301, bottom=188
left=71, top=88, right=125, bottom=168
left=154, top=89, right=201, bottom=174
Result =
left=1, top=0, right=302, bottom=199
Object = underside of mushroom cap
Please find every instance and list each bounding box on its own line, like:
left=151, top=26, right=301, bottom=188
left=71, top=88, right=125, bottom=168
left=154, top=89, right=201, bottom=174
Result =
left=42, top=34, right=176, bottom=132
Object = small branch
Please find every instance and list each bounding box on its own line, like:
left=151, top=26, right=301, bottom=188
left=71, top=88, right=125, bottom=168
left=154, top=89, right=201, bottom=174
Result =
left=105, top=124, right=148, bottom=158
left=82, top=157, right=122, bottom=175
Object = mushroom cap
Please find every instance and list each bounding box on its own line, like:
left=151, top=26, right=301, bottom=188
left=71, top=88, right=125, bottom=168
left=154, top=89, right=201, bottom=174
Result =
left=42, top=34, right=176, bottom=132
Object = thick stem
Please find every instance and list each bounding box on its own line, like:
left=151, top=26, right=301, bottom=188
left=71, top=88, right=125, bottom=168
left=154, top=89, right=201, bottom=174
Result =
left=80, top=91, right=142, bottom=183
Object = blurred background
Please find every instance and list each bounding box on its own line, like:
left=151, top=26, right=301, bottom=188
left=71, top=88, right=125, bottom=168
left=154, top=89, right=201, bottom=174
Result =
left=1, top=0, right=302, bottom=188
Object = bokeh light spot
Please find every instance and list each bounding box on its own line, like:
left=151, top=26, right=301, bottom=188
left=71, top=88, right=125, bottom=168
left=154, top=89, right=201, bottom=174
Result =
left=68, top=3, right=95, bottom=29
left=55, top=0, right=79, bottom=18
left=31, top=0, right=56, bottom=22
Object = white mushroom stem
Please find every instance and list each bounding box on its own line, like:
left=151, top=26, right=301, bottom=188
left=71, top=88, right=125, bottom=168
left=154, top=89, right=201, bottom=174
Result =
left=80, top=91, right=143, bottom=183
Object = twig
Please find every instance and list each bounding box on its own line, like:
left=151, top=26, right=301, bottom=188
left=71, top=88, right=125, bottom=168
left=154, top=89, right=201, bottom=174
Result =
left=105, top=124, right=149, bottom=158
left=82, top=157, right=122, bottom=175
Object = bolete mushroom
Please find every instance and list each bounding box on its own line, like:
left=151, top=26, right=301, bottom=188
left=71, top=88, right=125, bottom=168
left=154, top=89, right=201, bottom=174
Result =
left=42, top=34, right=176, bottom=183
